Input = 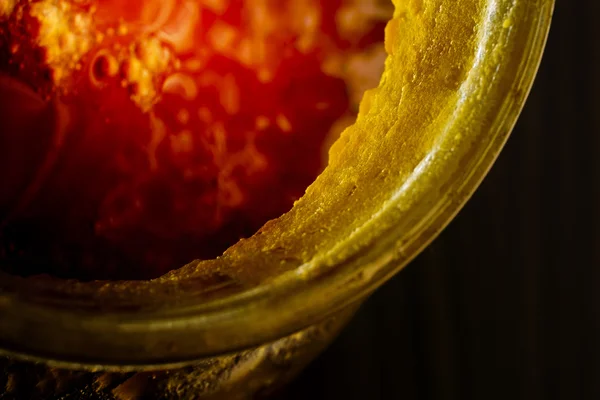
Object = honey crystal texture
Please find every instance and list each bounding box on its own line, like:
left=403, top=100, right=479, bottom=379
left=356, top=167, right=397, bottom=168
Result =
left=0, top=0, right=392, bottom=280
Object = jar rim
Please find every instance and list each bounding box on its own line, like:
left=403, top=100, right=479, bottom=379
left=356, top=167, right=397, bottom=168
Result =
left=0, top=0, right=555, bottom=369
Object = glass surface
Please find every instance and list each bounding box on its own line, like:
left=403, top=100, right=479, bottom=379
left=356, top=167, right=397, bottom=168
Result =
left=0, top=0, right=554, bottom=370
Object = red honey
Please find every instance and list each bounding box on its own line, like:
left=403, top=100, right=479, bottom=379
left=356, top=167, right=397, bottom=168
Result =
left=0, top=0, right=391, bottom=280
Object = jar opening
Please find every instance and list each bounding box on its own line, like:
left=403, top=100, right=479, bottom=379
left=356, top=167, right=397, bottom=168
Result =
left=0, top=0, right=392, bottom=281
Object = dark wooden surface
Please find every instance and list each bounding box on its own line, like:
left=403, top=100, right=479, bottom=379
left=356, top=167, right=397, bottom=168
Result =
left=277, top=1, right=600, bottom=399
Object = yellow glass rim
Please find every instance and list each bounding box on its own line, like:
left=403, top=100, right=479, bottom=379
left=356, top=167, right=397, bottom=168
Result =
left=0, top=0, right=555, bottom=369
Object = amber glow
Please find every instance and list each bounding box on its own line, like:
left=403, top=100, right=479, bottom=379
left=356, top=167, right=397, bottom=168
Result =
left=0, top=0, right=391, bottom=280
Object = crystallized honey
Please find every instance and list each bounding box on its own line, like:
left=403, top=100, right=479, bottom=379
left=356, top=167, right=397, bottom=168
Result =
left=0, top=0, right=392, bottom=280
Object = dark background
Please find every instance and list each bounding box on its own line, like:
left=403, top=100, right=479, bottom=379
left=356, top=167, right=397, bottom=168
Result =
left=278, top=1, right=600, bottom=399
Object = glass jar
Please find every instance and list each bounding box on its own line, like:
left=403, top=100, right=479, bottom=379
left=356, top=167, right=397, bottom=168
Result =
left=0, top=0, right=554, bottom=398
